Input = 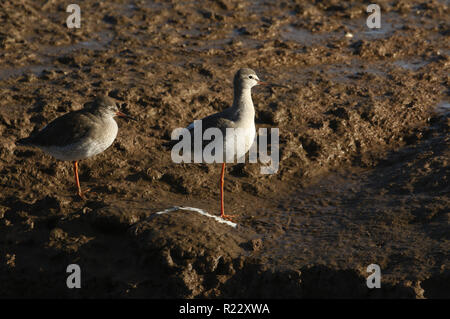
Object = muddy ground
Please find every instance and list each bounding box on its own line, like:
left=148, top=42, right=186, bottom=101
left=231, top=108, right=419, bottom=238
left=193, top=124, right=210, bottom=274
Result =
left=0, top=0, right=449, bottom=298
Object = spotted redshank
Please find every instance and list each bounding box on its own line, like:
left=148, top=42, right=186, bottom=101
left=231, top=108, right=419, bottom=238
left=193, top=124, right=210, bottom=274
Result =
left=181, top=68, right=286, bottom=220
left=17, top=96, right=136, bottom=199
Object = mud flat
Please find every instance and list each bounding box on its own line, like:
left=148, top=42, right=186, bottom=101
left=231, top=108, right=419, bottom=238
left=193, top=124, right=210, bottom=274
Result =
left=0, top=0, right=449, bottom=298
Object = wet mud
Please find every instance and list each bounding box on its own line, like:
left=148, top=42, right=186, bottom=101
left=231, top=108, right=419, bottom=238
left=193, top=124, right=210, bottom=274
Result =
left=0, top=0, right=449, bottom=298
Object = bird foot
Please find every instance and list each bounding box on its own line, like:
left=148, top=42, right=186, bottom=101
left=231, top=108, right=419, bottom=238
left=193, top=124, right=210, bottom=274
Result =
left=77, top=188, right=96, bottom=200
left=220, top=213, right=236, bottom=222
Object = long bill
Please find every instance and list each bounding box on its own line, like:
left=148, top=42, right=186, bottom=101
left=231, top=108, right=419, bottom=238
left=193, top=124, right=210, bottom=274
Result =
left=116, top=111, right=137, bottom=121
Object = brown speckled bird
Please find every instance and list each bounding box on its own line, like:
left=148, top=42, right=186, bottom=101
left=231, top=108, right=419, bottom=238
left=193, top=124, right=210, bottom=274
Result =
left=17, top=96, right=135, bottom=199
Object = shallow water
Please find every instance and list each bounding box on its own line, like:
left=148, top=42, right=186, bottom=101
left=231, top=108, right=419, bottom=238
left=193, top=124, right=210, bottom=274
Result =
left=39, top=31, right=114, bottom=56
left=0, top=31, right=113, bottom=81
left=393, top=60, right=429, bottom=70
left=436, top=101, right=450, bottom=114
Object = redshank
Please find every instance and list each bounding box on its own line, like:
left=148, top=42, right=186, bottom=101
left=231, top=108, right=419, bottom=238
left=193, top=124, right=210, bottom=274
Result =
left=180, top=68, right=286, bottom=220
left=17, top=96, right=135, bottom=199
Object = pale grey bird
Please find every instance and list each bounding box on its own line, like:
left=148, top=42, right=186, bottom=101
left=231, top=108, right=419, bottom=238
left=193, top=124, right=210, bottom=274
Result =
left=176, top=68, right=287, bottom=220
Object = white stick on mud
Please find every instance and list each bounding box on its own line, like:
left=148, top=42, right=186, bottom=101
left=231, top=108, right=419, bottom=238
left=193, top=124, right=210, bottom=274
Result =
left=155, top=206, right=237, bottom=228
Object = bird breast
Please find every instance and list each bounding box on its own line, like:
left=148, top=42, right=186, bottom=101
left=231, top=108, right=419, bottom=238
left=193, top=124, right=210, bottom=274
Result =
left=223, top=122, right=256, bottom=161
left=85, top=117, right=119, bottom=157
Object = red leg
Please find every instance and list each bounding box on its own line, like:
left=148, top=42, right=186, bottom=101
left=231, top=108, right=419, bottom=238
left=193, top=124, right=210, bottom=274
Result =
left=219, top=163, right=234, bottom=221
left=73, top=161, right=85, bottom=199
left=220, top=163, right=225, bottom=216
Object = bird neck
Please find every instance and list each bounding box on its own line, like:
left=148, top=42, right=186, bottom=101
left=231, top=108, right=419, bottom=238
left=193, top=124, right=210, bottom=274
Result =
left=232, top=87, right=255, bottom=121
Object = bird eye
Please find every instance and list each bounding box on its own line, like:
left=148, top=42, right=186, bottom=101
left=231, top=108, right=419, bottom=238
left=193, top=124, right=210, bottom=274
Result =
left=249, top=75, right=253, bottom=79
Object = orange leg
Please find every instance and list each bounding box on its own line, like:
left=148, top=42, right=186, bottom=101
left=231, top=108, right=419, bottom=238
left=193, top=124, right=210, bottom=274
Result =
left=219, top=163, right=234, bottom=221
left=73, top=161, right=85, bottom=199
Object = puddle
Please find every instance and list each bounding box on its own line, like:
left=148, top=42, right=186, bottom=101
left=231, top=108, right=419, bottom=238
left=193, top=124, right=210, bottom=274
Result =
left=344, top=12, right=406, bottom=41
left=359, top=27, right=393, bottom=39
left=281, top=26, right=335, bottom=46
left=122, top=3, right=139, bottom=18
left=393, top=60, right=429, bottom=71
left=39, top=31, right=114, bottom=57
left=327, top=62, right=387, bottom=83
left=281, top=12, right=402, bottom=47
left=142, top=1, right=171, bottom=10
left=0, top=31, right=113, bottom=81
left=186, top=28, right=262, bottom=52
left=0, top=65, right=55, bottom=81
left=436, top=101, right=450, bottom=114
left=352, top=21, right=398, bottom=40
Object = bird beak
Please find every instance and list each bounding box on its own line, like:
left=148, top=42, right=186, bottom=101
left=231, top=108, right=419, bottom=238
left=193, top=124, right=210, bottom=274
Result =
left=257, top=80, right=289, bottom=88
left=116, top=111, right=137, bottom=121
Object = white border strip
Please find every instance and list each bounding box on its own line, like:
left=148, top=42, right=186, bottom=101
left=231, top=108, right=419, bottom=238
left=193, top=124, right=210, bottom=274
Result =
left=155, top=206, right=237, bottom=228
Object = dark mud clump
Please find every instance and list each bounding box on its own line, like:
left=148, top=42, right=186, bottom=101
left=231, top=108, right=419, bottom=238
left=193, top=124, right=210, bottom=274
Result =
left=128, top=210, right=258, bottom=298
left=0, top=0, right=449, bottom=298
